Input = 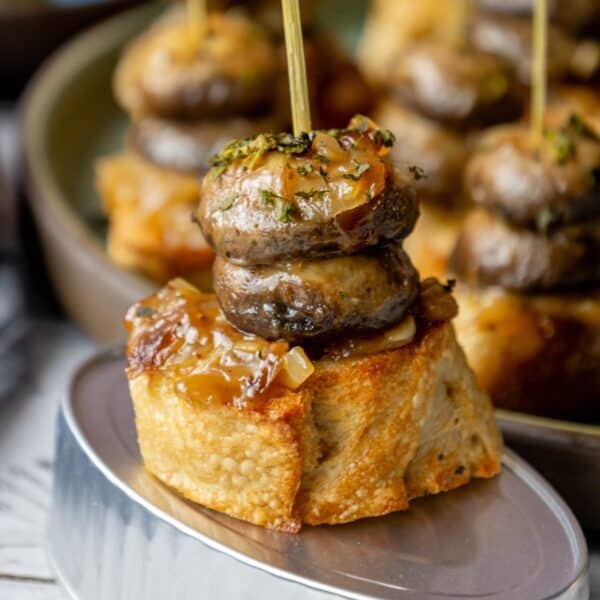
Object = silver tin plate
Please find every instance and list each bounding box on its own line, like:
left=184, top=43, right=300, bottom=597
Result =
left=48, top=349, right=590, bottom=600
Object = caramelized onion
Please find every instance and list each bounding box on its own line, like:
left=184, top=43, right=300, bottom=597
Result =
left=323, top=315, right=416, bottom=359
left=277, top=346, right=315, bottom=390
left=125, top=279, right=315, bottom=407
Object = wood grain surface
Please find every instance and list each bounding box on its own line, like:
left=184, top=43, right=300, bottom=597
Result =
left=0, top=321, right=94, bottom=599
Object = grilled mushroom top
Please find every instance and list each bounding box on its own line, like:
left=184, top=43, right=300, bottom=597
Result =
left=388, top=40, right=524, bottom=130
left=450, top=208, right=600, bottom=291
left=196, top=116, right=420, bottom=266
left=466, top=119, right=600, bottom=231
left=374, top=99, right=468, bottom=204
left=115, top=8, right=278, bottom=120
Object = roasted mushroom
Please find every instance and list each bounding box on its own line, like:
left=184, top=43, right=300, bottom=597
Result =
left=196, top=117, right=419, bottom=266
left=214, top=242, right=419, bottom=342
left=196, top=116, right=424, bottom=343
left=450, top=208, right=600, bottom=291
left=466, top=121, right=600, bottom=230
left=115, top=8, right=279, bottom=120
left=469, top=12, right=575, bottom=83
left=373, top=99, right=468, bottom=203
left=128, top=113, right=286, bottom=174
left=450, top=114, right=600, bottom=418
left=388, top=41, right=524, bottom=130
left=470, top=11, right=600, bottom=83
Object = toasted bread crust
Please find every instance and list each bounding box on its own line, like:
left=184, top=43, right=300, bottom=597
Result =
left=130, top=321, right=502, bottom=531
left=454, top=285, right=600, bottom=420
left=96, top=152, right=214, bottom=286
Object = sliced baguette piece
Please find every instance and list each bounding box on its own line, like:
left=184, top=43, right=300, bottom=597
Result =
left=297, top=322, right=501, bottom=525
left=454, top=284, right=600, bottom=420
left=96, top=152, right=214, bottom=288
left=129, top=299, right=502, bottom=531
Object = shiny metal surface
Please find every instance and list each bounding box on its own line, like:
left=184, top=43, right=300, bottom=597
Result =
left=48, top=349, right=590, bottom=600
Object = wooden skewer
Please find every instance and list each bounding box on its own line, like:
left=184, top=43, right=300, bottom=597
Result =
left=531, top=0, right=548, bottom=139
left=188, top=0, right=207, bottom=44
left=281, top=0, right=312, bottom=135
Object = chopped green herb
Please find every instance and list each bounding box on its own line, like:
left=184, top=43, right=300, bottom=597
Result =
left=276, top=200, right=295, bottom=222
left=342, top=160, right=371, bottom=181
left=296, top=164, right=313, bottom=176
left=568, top=113, right=599, bottom=140
left=455, top=465, right=466, bottom=475
left=135, top=306, right=157, bottom=318
left=210, top=131, right=316, bottom=172
left=371, top=128, right=396, bottom=148
left=295, top=189, right=327, bottom=200
left=260, top=189, right=297, bottom=222
left=536, top=205, right=563, bottom=233
left=219, top=194, right=237, bottom=211
left=319, top=165, right=329, bottom=181
left=408, top=165, right=426, bottom=180
left=210, top=121, right=397, bottom=174
left=260, top=189, right=282, bottom=205
left=211, top=164, right=226, bottom=178
left=545, top=128, right=575, bottom=164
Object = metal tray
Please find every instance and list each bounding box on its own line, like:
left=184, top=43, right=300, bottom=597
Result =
left=497, top=411, right=600, bottom=532
left=47, top=349, right=590, bottom=600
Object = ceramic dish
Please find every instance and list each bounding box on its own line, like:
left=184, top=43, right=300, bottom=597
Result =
left=48, top=348, right=590, bottom=600
left=22, top=2, right=600, bottom=531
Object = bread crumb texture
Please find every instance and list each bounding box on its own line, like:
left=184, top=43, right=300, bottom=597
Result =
left=130, top=322, right=502, bottom=532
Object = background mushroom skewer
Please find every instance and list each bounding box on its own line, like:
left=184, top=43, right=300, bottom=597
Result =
left=360, top=1, right=526, bottom=280
left=448, top=1, right=600, bottom=420
left=95, top=0, right=374, bottom=289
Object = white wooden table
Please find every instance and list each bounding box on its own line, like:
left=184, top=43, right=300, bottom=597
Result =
left=0, top=321, right=94, bottom=599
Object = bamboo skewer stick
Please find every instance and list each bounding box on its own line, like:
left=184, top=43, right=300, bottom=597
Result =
left=531, top=0, right=548, bottom=139
left=281, top=0, right=312, bottom=135
left=188, top=0, right=208, bottom=44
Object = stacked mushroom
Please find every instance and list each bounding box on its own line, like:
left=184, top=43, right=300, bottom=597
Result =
left=469, top=2, right=600, bottom=85
left=97, top=7, right=283, bottom=287
left=195, top=115, right=421, bottom=344
left=125, top=114, right=503, bottom=531
left=450, top=116, right=600, bottom=419
left=368, top=29, right=525, bottom=278
left=97, top=3, right=374, bottom=286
